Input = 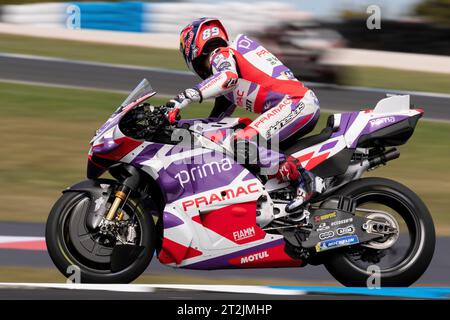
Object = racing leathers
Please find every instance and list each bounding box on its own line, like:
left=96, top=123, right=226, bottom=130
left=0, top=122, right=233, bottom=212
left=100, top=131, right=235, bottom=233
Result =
left=168, top=34, right=325, bottom=213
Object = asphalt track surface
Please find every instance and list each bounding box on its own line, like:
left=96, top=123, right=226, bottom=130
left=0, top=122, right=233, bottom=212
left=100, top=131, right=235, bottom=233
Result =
left=0, top=54, right=449, bottom=121
left=0, top=222, right=449, bottom=286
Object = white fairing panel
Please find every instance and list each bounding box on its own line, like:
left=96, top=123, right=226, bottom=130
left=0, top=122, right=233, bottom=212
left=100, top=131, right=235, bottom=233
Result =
left=374, top=95, right=410, bottom=114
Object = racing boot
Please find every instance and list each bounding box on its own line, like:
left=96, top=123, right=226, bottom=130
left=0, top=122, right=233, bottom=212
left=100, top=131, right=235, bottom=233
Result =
left=285, top=169, right=326, bottom=213
left=277, top=157, right=326, bottom=214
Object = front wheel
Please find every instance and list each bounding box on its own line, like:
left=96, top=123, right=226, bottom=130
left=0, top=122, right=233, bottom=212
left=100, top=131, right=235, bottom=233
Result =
left=324, top=177, right=435, bottom=287
left=46, top=191, right=156, bottom=283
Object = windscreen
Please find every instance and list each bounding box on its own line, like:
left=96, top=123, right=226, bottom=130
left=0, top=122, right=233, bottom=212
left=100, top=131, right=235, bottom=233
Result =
left=119, top=79, right=154, bottom=110
left=90, top=79, right=156, bottom=144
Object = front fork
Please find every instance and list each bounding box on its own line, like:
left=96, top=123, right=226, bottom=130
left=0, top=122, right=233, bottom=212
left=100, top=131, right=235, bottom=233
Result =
left=105, top=185, right=130, bottom=221
left=101, top=164, right=143, bottom=224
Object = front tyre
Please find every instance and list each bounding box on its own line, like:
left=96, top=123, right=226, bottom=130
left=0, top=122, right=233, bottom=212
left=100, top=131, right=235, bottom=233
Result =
left=324, top=177, right=435, bottom=287
left=46, top=191, right=156, bottom=283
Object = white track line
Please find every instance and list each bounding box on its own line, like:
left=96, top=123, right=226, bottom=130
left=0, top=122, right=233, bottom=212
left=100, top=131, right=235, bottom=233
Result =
left=0, top=236, right=44, bottom=243
left=0, top=283, right=305, bottom=295
left=0, top=283, right=154, bottom=293
left=148, top=284, right=305, bottom=295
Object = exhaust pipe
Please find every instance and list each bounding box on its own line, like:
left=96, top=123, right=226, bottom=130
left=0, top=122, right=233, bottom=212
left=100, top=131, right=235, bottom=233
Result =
left=369, top=147, right=400, bottom=168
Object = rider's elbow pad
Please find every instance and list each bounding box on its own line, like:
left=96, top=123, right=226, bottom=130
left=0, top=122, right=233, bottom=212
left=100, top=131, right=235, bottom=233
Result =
left=196, top=71, right=239, bottom=100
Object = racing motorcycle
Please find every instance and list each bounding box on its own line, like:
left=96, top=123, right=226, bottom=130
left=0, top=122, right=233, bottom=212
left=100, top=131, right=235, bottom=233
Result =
left=46, top=79, right=435, bottom=286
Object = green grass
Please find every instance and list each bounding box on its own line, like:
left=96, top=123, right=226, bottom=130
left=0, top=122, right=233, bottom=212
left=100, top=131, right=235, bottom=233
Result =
left=1, top=33, right=450, bottom=93
left=0, top=81, right=449, bottom=235
left=0, top=33, right=185, bottom=70
left=339, top=66, right=450, bottom=94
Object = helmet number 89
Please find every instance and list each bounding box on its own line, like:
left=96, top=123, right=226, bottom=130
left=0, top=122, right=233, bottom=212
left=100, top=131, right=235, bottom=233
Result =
left=202, top=27, right=220, bottom=40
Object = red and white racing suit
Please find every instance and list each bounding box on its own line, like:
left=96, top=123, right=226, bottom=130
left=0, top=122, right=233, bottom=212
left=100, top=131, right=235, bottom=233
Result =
left=175, top=34, right=320, bottom=170
left=196, top=34, right=320, bottom=145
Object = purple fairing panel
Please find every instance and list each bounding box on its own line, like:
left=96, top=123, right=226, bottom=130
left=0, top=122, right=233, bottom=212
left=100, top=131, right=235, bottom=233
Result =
left=319, top=140, right=338, bottom=153
left=330, top=112, right=358, bottom=139
left=92, top=137, right=119, bottom=154
left=243, top=172, right=255, bottom=181
left=155, top=151, right=255, bottom=203
left=157, top=170, right=184, bottom=203
left=236, top=139, right=285, bottom=168
left=176, top=119, right=238, bottom=141
left=258, top=146, right=285, bottom=168
left=163, top=211, right=184, bottom=229
left=183, top=239, right=284, bottom=270
left=131, top=143, right=165, bottom=164
left=330, top=112, right=412, bottom=148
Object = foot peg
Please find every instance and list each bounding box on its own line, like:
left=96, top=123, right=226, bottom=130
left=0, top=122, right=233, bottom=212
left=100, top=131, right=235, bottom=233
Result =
left=287, top=208, right=311, bottom=223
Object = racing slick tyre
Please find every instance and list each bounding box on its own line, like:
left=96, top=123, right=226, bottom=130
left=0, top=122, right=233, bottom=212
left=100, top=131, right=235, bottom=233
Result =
left=324, top=177, right=435, bottom=287
left=46, top=191, right=156, bottom=283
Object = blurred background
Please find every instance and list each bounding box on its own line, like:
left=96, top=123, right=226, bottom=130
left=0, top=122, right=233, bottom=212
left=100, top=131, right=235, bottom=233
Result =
left=0, top=0, right=449, bottom=286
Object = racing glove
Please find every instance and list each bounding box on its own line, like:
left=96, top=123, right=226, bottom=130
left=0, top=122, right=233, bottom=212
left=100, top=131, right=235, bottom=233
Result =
left=166, top=88, right=203, bottom=110
left=165, top=88, right=203, bottom=124
left=166, top=108, right=180, bottom=125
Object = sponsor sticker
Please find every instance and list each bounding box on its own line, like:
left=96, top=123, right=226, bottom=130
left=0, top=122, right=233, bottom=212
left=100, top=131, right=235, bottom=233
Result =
left=315, top=235, right=359, bottom=252
left=240, top=251, right=269, bottom=264
left=233, top=227, right=256, bottom=242
left=174, top=158, right=232, bottom=188
left=336, top=225, right=355, bottom=236
left=316, top=222, right=330, bottom=232
left=318, top=230, right=335, bottom=240
left=281, top=70, right=295, bottom=80
left=314, top=212, right=337, bottom=223
left=181, top=182, right=259, bottom=211
left=370, top=116, right=396, bottom=128
left=330, top=218, right=353, bottom=226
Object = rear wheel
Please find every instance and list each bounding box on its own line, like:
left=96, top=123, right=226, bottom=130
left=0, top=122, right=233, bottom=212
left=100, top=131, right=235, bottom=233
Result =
left=324, top=177, right=435, bottom=287
left=46, top=191, right=156, bottom=283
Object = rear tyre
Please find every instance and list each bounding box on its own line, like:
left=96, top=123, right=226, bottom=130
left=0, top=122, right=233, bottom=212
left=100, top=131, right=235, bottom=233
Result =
left=46, top=191, right=156, bottom=283
left=324, top=177, right=435, bottom=287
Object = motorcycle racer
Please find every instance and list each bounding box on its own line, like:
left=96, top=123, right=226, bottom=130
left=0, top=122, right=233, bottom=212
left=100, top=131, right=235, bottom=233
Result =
left=166, top=17, right=325, bottom=214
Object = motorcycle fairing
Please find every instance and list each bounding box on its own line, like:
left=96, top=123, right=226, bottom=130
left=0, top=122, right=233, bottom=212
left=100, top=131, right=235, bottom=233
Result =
left=134, top=145, right=300, bottom=268
left=288, top=95, right=422, bottom=171
left=90, top=123, right=298, bottom=269
left=87, top=88, right=423, bottom=270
